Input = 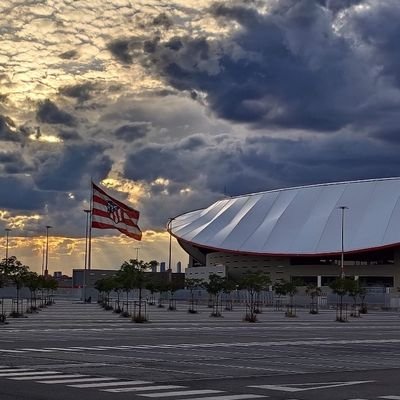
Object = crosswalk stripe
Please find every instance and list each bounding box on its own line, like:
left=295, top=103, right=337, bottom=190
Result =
left=0, top=349, right=24, bottom=353
left=11, top=374, right=85, bottom=381
left=379, top=397, right=400, bottom=399
left=0, top=369, right=33, bottom=373
left=0, top=371, right=56, bottom=377
left=182, top=396, right=267, bottom=400
left=20, top=348, right=54, bottom=352
left=68, top=380, right=152, bottom=388
left=140, top=389, right=225, bottom=397
left=102, top=385, right=186, bottom=393
left=43, top=347, right=81, bottom=352
left=37, top=377, right=118, bottom=384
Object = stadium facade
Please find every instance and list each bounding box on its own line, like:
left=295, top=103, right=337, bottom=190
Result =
left=170, top=178, right=400, bottom=289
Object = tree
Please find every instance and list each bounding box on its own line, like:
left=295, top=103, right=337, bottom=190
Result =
left=0, top=256, right=29, bottom=317
left=273, top=279, right=299, bottom=316
left=118, top=259, right=151, bottom=322
left=185, top=278, right=203, bottom=313
left=95, top=277, right=114, bottom=310
left=305, top=284, right=322, bottom=314
left=330, top=278, right=350, bottom=322
left=202, top=274, right=226, bottom=317
left=24, top=271, right=41, bottom=312
left=239, top=272, right=271, bottom=322
left=166, top=280, right=180, bottom=311
left=222, top=277, right=237, bottom=311
left=346, top=280, right=364, bottom=317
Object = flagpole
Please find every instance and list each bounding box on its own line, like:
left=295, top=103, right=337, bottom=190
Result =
left=88, top=180, right=93, bottom=272
left=83, top=209, right=91, bottom=302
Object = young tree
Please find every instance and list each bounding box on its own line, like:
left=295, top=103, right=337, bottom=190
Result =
left=24, top=271, right=40, bottom=312
left=166, top=281, right=180, bottom=311
left=305, top=284, right=322, bottom=314
left=0, top=256, right=29, bottom=317
left=239, top=272, right=271, bottom=322
left=185, top=278, right=203, bottom=313
left=222, top=277, right=237, bottom=311
left=202, top=274, right=226, bottom=317
left=330, top=278, right=349, bottom=322
left=284, top=279, right=301, bottom=317
left=118, top=259, right=150, bottom=322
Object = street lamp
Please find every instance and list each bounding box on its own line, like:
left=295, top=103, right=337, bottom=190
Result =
left=83, top=210, right=91, bottom=302
left=134, top=247, right=140, bottom=261
left=45, top=225, right=52, bottom=277
left=338, top=206, right=349, bottom=279
left=4, top=228, right=11, bottom=267
left=167, top=218, right=176, bottom=282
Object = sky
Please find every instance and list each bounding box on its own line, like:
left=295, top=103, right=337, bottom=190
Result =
left=1, top=0, right=400, bottom=275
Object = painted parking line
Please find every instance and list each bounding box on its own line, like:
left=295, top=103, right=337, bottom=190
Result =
left=103, top=385, right=186, bottom=393
left=379, top=397, right=400, bottom=399
left=12, top=374, right=85, bottom=381
left=38, top=377, right=117, bottom=384
left=69, top=380, right=152, bottom=388
left=140, top=389, right=224, bottom=397
left=182, top=395, right=267, bottom=400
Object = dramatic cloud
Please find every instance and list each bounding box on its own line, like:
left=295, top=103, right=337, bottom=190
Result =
left=36, top=100, right=77, bottom=127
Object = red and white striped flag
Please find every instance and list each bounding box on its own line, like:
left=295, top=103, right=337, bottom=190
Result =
left=91, top=182, right=142, bottom=241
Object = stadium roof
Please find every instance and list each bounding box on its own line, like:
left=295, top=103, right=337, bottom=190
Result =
left=170, top=177, right=400, bottom=256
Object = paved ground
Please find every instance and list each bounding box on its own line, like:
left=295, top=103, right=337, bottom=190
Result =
left=0, top=299, right=400, bottom=400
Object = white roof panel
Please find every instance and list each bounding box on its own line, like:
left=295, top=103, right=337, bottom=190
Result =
left=171, top=178, right=400, bottom=256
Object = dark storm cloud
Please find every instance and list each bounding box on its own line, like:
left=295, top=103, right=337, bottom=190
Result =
left=59, top=83, right=96, bottom=102
left=349, top=1, right=400, bottom=87
left=107, top=39, right=138, bottom=64
left=58, top=129, right=81, bottom=141
left=316, top=0, right=363, bottom=13
left=0, top=152, right=32, bottom=174
left=114, top=123, right=151, bottom=142
left=0, top=176, right=46, bottom=211
left=152, top=13, right=173, bottom=29
left=36, top=99, right=76, bottom=126
left=59, top=49, right=79, bottom=59
left=0, top=115, right=21, bottom=142
left=33, top=142, right=112, bottom=191
left=107, top=0, right=400, bottom=139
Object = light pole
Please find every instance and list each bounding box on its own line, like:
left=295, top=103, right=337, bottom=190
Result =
left=134, top=247, right=140, bottom=261
left=83, top=210, right=91, bottom=302
left=4, top=228, right=11, bottom=267
left=45, top=225, right=52, bottom=277
left=338, top=206, right=349, bottom=279
left=167, top=218, right=175, bottom=282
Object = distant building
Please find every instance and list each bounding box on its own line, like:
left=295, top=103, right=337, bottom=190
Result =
left=159, top=262, right=166, bottom=273
left=72, top=269, right=116, bottom=288
left=151, top=263, right=157, bottom=273
left=176, top=261, right=182, bottom=273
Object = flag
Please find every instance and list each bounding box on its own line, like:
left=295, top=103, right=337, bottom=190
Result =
left=91, top=182, right=142, bottom=241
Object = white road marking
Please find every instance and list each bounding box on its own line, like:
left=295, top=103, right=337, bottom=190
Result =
left=140, top=389, right=224, bottom=397
left=20, top=348, right=54, bottom=352
left=12, top=374, right=85, bottom=381
left=0, top=368, right=33, bottom=373
left=0, top=371, right=57, bottom=377
left=379, top=397, right=400, bottom=399
left=183, top=395, right=267, bottom=400
left=249, top=381, right=374, bottom=392
left=38, top=377, right=117, bottom=384
left=102, top=385, right=186, bottom=393
left=11, top=373, right=62, bottom=380
left=68, top=380, right=152, bottom=388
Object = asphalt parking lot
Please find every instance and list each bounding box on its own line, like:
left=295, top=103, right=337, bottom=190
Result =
left=0, top=299, right=400, bottom=400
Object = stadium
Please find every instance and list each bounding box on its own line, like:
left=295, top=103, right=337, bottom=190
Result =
left=170, top=177, right=400, bottom=290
